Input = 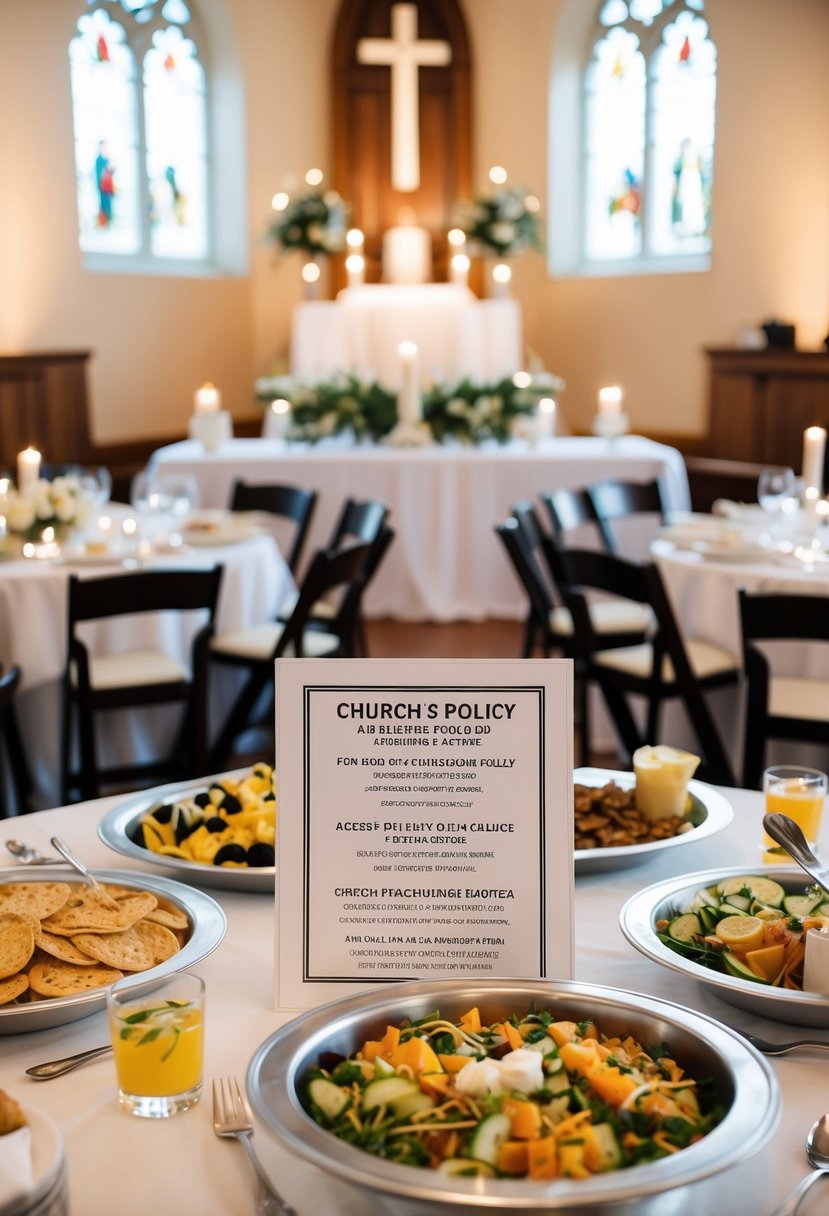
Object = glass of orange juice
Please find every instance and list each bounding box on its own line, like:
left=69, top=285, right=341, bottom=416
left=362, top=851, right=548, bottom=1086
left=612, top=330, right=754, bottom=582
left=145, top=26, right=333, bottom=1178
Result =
left=107, top=972, right=205, bottom=1118
left=762, top=765, right=828, bottom=862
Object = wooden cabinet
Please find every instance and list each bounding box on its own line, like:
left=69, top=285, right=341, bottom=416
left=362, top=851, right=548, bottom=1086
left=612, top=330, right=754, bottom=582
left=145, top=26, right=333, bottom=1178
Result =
left=0, top=351, right=94, bottom=473
left=706, top=347, right=829, bottom=471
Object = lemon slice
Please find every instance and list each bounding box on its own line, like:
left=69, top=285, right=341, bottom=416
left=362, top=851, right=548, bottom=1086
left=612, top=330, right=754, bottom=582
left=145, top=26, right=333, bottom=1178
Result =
left=716, top=915, right=765, bottom=951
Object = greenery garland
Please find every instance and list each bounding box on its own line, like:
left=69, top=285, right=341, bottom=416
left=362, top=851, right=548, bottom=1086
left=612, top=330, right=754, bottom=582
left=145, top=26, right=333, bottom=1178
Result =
left=267, top=190, right=350, bottom=256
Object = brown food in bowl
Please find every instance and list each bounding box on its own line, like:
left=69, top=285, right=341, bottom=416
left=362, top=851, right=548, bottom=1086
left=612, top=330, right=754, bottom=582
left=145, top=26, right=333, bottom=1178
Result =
left=0, top=1088, right=26, bottom=1134
left=574, top=782, right=692, bottom=850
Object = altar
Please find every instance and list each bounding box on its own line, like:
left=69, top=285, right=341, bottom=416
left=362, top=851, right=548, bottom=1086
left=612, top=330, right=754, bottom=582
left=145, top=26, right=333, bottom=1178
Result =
left=291, top=283, right=523, bottom=387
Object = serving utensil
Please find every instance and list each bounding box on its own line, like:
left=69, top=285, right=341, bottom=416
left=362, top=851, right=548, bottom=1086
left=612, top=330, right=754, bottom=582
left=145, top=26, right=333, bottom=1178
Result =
left=26, top=1044, right=112, bottom=1080
left=739, top=1031, right=829, bottom=1056
left=771, top=1113, right=829, bottom=1215
left=763, top=813, right=829, bottom=889
left=4, top=840, right=62, bottom=865
left=212, top=1076, right=296, bottom=1216
left=49, top=836, right=118, bottom=906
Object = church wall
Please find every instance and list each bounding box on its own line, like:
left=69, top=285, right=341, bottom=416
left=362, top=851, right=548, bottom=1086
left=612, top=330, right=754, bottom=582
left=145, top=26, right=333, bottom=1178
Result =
left=0, top=0, right=826, bottom=446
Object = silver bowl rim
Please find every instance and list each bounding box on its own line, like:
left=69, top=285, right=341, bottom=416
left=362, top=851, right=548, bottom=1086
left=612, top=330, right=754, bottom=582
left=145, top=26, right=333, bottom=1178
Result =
left=0, top=865, right=227, bottom=1032
left=97, top=773, right=276, bottom=892
left=620, top=864, right=829, bottom=1013
left=247, top=976, right=779, bottom=1209
left=573, top=767, right=733, bottom=869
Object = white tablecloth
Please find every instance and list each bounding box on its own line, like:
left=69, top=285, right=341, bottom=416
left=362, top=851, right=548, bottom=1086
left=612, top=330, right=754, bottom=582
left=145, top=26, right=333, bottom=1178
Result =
left=148, top=437, right=691, bottom=622
left=655, top=540, right=829, bottom=776
left=0, top=517, right=294, bottom=808
left=1, top=779, right=826, bottom=1214
left=291, top=285, right=522, bottom=387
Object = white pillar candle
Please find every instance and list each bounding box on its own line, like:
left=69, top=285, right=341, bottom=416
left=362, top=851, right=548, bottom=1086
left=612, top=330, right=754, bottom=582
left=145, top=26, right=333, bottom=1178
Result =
left=397, top=341, right=421, bottom=424
left=537, top=397, right=557, bottom=440
left=345, top=253, right=365, bottom=288
left=17, top=447, right=41, bottom=491
left=450, top=253, right=470, bottom=288
left=268, top=398, right=292, bottom=440
left=383, top=226, right=431, bottom=284
left=804, top=926, right=829, bottom=994
left=598, top=386, right=624, bottom=414
left=194, top=382, right=221, bottom=413
left=491, top=262, right=512, bottom=298
left=802, top=426, right=827, bottom=494
left=346, top=227, right=365, bottom=255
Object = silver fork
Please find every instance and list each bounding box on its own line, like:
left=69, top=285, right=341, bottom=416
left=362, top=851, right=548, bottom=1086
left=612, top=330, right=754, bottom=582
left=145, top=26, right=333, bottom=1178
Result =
left=212, top=1076, right=297, bottom=1216
left=738, top=1030, right=829, bottom=1056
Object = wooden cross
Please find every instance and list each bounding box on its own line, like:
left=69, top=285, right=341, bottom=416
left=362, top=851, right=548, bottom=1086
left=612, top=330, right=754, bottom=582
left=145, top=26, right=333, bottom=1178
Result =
left=357, top=3, right=452, bottom=193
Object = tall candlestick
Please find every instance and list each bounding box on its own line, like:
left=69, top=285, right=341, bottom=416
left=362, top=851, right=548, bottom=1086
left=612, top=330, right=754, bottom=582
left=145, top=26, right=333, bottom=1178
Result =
left=397, top=341, right=421, bottom=425
left=537, top=397, right=557, bottom=441
left=17, top=447, right=41, bottom=491
left=450, top=253, right=470, bottom=288
left=345, top=253, right=365, bottom=288
left=194, top=382, right=221, bottom=413
left=802, top=426, right=827, bottom=494
left=346, top=227, right=365, bottom=255
left=598, top=386, right=624, bottom=414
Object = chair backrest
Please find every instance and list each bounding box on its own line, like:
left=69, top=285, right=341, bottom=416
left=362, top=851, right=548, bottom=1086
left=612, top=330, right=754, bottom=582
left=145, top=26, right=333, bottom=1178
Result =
left=0, top=665, right=32, bottom=817
left=328, top=498, right=388, bottom=547
left=229, top=480, right=317, bottom=574
left=512, top=499, right=567, bottom=600
left=495, top=516, right=554, bottom=627
left=738, top=588, right=829, bottom=787
left=560, top=547, right=735, bottom=784
left=586, top=478, right=669, bottom=554
left=540, top=487, right=605, bottom=548
left=280, top=540, right=372, bottom=657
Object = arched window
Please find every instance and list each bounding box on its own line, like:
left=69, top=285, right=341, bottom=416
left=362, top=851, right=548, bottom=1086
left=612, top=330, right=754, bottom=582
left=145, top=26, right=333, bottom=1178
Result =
left=69, top=0, right=211, bottom=269
left=551, top=0, right=716, bottom=276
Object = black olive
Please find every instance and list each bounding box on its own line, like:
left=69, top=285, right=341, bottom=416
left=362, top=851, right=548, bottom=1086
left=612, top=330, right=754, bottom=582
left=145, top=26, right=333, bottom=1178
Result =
left=213, top=843, right=247, bottom=866
left=247, top=843, right=275, bottom=867
left=220, top=793, right=242, bottom=815
left=204, top=816, right=227, bottom=834
left=262, top=792, right=275, bottom=802
left=129, top=823, right=145, bottom=846
left=194, top=792, right=211, bottom=808
left=174, top=818, right=198, bottom=845
left=151, top=804, right=173, bottom=825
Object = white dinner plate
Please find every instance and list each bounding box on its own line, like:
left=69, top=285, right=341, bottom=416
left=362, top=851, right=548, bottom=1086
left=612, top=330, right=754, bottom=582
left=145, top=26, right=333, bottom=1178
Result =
left=690, top=538, right=773, bottom=563
left=0, top=1106, right=66, bottom=1216
left=182, top=521, right=263, bottom=547
left=573, top=766, right=733, bottom=874
left=57, top=548, right=130, bottom=566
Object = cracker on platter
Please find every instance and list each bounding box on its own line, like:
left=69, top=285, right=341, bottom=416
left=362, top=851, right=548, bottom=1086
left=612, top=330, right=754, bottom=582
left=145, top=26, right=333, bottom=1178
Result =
left=71, top=925, right=155, bottom=972
left=27, top=959, right=124, bottom=997
left=0, top=913, right=35, bottom=980
left=0, top=882, right=71, bottom=920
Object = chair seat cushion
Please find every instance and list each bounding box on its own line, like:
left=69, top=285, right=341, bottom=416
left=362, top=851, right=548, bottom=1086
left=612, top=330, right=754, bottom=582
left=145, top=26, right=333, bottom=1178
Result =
left=593, top=637, right=738, bottom=682
left=210, top=623, right=341, bottom=660
left=549, top=601, right=651, bottom=638
left=278, top=590, right=338, bottom=622
left=769, top=676, right=829, bottom=723
left=80, top=649, right=188, bottom=691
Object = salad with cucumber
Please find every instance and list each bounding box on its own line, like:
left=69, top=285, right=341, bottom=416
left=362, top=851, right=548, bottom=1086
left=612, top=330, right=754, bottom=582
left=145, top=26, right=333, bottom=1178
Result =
left=657, top=874, right=829, bottom=989
left=302, top=1006, right=724, bottom=1180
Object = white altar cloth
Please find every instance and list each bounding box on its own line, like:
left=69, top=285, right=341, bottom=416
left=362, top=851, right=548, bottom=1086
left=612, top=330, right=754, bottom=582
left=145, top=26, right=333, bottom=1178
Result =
left=291, top=284, right=523, bottom=387
left=0, top=779, right=822, bottom=1215
left=148, top=436, right=690, bottom=622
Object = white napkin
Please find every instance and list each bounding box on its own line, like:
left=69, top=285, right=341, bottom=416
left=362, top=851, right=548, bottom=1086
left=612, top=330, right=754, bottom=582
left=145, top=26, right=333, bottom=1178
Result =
left=0, top=1125, right=34, bottom=1207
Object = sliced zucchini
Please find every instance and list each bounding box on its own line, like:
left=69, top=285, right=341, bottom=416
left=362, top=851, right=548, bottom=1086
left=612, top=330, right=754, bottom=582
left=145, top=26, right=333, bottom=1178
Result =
left=721, top=952, right=771, bottom=984
left=307, top=1077, right=350, bottom=1122
left=586, top=1122, right=623, bottom=1171
left=438, top=1158, right=496, bottom=1178
left=373, top=1056, right=396, bottom=1077
left=467, top=1112, right=511, bottom=1166
left=394, top=1089, right=437, bottom=1119
left=719, top=876, right=785, bottom=908
left=783, top=893, right=824, bottom=918
left=667, top=912, right=702, bottom=943
left=723, top=892, right=752, bottom=912
left=362, top=1075, right=421, bottom=1113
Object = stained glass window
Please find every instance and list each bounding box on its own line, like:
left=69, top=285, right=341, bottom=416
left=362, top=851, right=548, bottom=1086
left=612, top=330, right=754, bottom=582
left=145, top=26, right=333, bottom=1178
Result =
left=69, top=0, right=209, bottom=266
left=583, top=0, right=716, bottom=269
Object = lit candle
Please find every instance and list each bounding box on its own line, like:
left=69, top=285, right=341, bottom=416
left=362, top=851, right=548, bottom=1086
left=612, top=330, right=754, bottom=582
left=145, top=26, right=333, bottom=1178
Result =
left=346, top=227, right=365, bottom=254
left=397, top=341, right=421, bottom=425
left=598, top=386, right=624, bottom=414
left=447, top=227, right=466, bottom=250
left=194, top=382, right=221, bottom=413
left=802, top=426, right=827, bottom=494
left=345, top=253, right=365, bottom=288
left=450, top=253, right=470, bottom=288
left=491, top=263, right=512, bottom=297
left=537, top=397, right=557, bottom=440
left=382, top=227, right=431, bottom=285
left=268, top=398, right=292, bottom=440
left=17, top=447, right=41, bottom=491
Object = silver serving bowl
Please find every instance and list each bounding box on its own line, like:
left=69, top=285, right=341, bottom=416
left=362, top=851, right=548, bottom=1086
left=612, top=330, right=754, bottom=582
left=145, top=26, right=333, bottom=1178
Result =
left=247, top=978, right=778, bottom=1215
left=97, top=775, right=275, bottom=893
left=621, top=865, right=829, bottom=1028
left=0, top=866, right=226, bottom=1035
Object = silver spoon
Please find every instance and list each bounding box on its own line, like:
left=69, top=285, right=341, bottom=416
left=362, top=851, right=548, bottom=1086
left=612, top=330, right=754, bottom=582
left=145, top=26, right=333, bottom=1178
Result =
left=4, top=840, right=62, bottom=865
left=25, top=1044, right=112, bottom=1081
left=771, top=1114, right=829, bottom=1216
left=49, top=837, right=118, bottom=906
left=739, top=1030, right=829, bottom=1056
left=763, top=813, right=829, bottom=890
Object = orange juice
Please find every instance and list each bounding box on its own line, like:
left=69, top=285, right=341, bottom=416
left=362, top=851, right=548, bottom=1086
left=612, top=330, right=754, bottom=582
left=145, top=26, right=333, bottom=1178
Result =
left=762, top=767, right=827, bottom=863
left=110, top=998, right=204, bottom=1097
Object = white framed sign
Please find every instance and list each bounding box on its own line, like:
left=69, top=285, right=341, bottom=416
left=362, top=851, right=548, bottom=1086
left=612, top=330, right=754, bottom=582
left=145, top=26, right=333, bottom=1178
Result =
left=275, top=658, right=573, bottom=1009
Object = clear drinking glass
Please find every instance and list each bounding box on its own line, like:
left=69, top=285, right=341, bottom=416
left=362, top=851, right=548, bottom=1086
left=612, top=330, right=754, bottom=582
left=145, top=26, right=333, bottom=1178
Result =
left=762, top=765, right=828, bottom=861
left=81, top=466, right=113, bottom=509
left=107, top=972, right=205, bottom=1118
left=757, top=467, right=795, bottom=515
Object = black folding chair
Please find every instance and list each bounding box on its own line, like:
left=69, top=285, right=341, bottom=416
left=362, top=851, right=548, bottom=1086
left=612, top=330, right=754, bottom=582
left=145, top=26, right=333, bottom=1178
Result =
left=0, top=665, right=33, bottom=817
left=229, top=480, right=317, bottom=575
left=586, top=478, right=669, bottom=555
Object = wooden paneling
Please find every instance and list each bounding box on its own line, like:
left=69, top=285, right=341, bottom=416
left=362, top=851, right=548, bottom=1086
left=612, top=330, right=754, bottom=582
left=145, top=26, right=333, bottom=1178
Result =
left=706, top=348, right=829, bottom=471
left=332, top=0, right=472, bottom=291
left=0, top=352, right=94, bottom=473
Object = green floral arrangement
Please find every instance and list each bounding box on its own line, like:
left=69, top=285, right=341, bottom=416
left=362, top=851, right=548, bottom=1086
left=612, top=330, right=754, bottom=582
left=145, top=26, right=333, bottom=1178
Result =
left=256, top=374, right=397, bottom=444
left=423, top=373, right=564, bottom=445
left=267, top=189, right=350, bottom=256
left=454, top=186, right=543, bottom=257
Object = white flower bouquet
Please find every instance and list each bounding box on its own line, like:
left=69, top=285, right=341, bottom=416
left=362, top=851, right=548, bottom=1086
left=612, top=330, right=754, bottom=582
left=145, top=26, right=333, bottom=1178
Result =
left=3, top=475, right=93, bottom=541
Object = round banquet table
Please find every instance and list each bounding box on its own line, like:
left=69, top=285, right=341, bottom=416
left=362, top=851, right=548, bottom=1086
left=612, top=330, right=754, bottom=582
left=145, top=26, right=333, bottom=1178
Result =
left=0, top=510, right=295, bottom=809
left=147, top=436, right=691, bottom=622
left=1, top=779, right=828, bottom=1214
